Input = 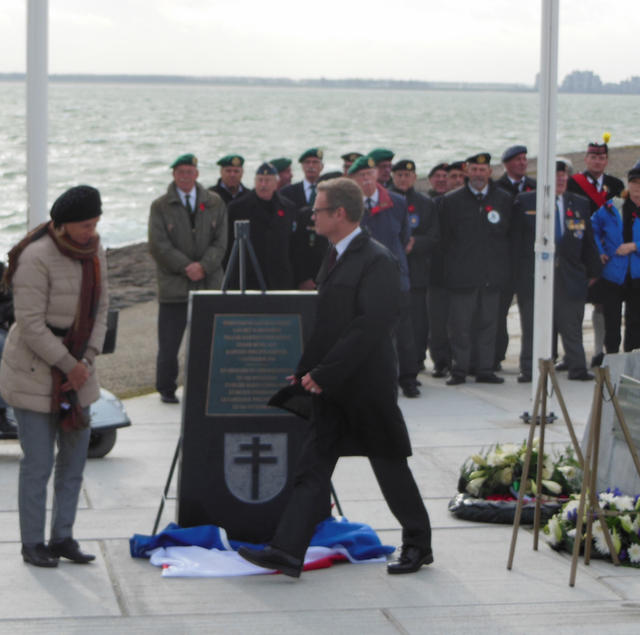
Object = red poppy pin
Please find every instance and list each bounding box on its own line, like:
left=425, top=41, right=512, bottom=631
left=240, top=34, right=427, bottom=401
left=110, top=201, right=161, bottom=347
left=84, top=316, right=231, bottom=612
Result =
left=199, top=203, right=205, bottom=211
left=277, top=209, right=285, bottom=217
left=371, top=206, right=382, bottom=215
left=408, top=204, right=415, bottom=213
left=567, top=209, right=574, bottom=217
left=484, top=205, right=493, bottom=212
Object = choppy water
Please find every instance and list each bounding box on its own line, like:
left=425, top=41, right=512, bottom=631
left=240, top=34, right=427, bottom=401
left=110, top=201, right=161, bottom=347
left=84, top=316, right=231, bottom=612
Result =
left=1, top=81, right=640, bottom=257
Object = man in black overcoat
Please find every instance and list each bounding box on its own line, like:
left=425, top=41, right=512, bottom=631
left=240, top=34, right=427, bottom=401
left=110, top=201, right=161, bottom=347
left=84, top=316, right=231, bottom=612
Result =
left=512, top=160, right=602, bottom=381
left=224, top=162, right=296, bottom=290
left=440, top=152, right=513, bottom=385
left=238, top=177, right=433, bottom=577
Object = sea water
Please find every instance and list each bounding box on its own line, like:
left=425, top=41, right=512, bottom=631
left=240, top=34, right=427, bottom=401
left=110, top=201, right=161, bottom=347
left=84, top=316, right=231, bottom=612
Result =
left=1, top=80, right=640, bottom=257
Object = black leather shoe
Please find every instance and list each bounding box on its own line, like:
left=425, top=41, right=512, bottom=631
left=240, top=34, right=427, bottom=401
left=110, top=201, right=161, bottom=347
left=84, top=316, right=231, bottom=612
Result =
left=387, top=545, right=433, bottom=574
left=476, top=373, right=504, bottom=384
left=160, top=392, right=179, bottom=404
left=446, top=375, right=465, bottom=386
left=569, top=371, right=594, bottom=381
left=432, top=365, right=449, bottom=378
left=555, top=361, right=568, bottom=372
left=517, top=373, right=532, bottom=383
left=22, top=543, right=58, bottom=568
left=591, top=353, right=604, bottom=367
left=401, top=384, right=420, bottom=398
left=0, top=409, right=18, bottom=439
left=238, top=545, right=303, bottom=578
left=48, top=537, right=95, bottom=563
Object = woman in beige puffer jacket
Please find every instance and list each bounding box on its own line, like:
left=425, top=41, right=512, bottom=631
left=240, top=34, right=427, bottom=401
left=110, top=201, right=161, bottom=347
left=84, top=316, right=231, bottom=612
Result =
left=0, top=185, right=108, bottom=568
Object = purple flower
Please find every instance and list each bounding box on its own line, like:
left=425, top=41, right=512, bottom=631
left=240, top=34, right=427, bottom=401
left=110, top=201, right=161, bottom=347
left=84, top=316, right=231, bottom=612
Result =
left=567, top=509, right=578, bottom=523
left=620, top=549, right=628, bottom=561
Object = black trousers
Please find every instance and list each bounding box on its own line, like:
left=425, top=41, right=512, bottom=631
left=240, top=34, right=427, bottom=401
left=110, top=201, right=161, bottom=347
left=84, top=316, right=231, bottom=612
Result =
left=427, top=284, right=451, bottom=369
left=395, top=291, right=419, bottom=385
left=554, top=279, right=587, bottom=376
left=495, top=286, right=514, bottom=366
left=410, top=287, right=429, bottom=367
left=600, top=278, right=640, bottom=353
left=448, top=287, right=499, bottom=378
left=270, top=427, right=431, bottom=561
left=156, top=302, right=188, bottom=395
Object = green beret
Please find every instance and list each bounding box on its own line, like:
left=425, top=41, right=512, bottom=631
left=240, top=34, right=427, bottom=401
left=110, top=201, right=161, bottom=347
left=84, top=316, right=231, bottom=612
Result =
left=217, top=154, right=244, bottom=167
left=256, top=162, right=278, bottom=176
left=369, top=148, right=394, bottom=164
left=298, top=148, right=323, bottom=162
left=170, top=153, right=198, bottom=169
left=466, top=153, right=491, bottom=165
left=269, top=157, right=292, bottom=172
left=347, top=155, right=377, bottom=175
left=341, top=151, right=363, bottom=163
left=392, top=159, right=416, bottom=172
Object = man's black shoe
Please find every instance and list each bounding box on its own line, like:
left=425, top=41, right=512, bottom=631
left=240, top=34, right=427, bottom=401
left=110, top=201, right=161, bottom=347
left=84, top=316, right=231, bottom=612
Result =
left=446, top=375, right=465, bottom=386
left=22, top=543, right=58, bottom=568
left=591, top=352, right=604, bottom=367
left=569, top=371, right=594, bottom=381
left=160, top=392, right=179, bottom=404
left=517, top=373, right=532, bottom=384
left=555, top=361, right=568, bottom=372
left=387, top=545, right=433, bottom=574
left=476, top=373, right=504, bottom=384
left=401, top=384, right=420, bottom=398
left=237, top=545, right=303, bottom=578
left=0, top=409, right=18, bottom=438
left=48, top=537, right=95, bottom=563
left=432, top=366, right=449, bottom=378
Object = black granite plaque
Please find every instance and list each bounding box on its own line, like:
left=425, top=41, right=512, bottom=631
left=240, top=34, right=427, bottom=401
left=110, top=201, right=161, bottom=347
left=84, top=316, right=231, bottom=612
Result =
left=177, top=291, right=317, bottom=543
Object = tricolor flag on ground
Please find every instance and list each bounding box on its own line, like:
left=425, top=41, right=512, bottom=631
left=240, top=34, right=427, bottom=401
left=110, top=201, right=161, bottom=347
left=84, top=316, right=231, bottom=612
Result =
left=130, top=517, right=395, bottom=578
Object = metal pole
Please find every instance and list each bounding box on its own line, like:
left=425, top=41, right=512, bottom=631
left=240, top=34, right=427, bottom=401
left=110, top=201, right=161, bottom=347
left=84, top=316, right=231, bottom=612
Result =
left=531, top=0, right=559, bottom=394
left=26, top=0, right=49, bottom=229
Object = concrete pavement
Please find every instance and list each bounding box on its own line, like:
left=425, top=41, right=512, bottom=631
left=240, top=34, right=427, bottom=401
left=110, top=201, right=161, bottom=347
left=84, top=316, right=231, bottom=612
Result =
left=1, top=320, right=640, bottom=633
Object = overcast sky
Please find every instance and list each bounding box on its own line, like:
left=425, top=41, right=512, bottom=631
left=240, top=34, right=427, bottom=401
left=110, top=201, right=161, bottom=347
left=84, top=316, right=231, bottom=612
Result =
left=0, top=0, right=636, bottom=85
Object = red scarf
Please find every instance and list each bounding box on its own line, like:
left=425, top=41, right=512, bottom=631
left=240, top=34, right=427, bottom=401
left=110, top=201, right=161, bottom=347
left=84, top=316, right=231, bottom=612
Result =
left=5, top=221, right=101, bottom=431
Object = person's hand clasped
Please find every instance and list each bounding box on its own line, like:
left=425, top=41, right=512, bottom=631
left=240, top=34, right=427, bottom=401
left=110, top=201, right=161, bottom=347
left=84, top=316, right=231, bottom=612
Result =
left=62, top=361, right=90, bottom=392
left=616, top=242, right=637, bottom=256
left=301, top=372, right=322, bottom=394
left=185, top=262, right=205, bottom=281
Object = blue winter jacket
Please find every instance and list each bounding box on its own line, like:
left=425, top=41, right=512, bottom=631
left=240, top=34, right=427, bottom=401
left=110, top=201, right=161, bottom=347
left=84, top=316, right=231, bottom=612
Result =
left=591, top=200, right=640, bottom=285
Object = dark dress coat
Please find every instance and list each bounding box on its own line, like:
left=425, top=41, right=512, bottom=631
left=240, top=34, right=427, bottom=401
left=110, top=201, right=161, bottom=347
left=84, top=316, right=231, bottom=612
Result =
left=440, top=182, right=513, bottom=290
left=295, top=231, right=412, bottom=459
left=568, top=172, right=625, bottom=215
left=209, top=179, right=250, bottom=206
left=224, top=190, right=296, bottom=290
left=281, top=181, right=308, bottom=209
left=389, top=186, right=440, bottom=289
left=495, top=173, right=536, bottom=198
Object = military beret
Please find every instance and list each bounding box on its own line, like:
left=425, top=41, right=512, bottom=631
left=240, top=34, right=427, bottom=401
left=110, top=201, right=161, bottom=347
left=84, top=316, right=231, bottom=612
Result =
left=217, top=154, right=244, bottom=167
left=466, top=153, right=491, bottom=165
left=341, top=151, right=363, bottom=163
left=50, top=185, right=102, bottom=226
left=170, top=153, right=198, bottom=169
left=627, top=160, right=640, bottom=182
left=392, top=159, right=416, bottom=172
left=256, top=162, right=278, bottom=176
left=269, top=157, right=292, bottom=172
left=501, top=145, right=527, bottom=163
left=347, top=155, right=377, bottom=175
left=317, top=170, right=343, bottom=183
left=369, top=148, right=394, bottom=164
left=446, top=161, right=467, bottom=172
left=298, top=148, right=323, bottom=162
left=556, top=158, right=573, bottom=172
left=587, top=142, right=608, bottom=156
left=428, top=162, right=448, bottom=177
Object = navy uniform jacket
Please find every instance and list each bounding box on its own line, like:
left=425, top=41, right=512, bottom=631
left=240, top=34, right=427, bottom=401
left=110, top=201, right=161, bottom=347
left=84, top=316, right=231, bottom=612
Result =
left=495, top=173, right=537, bottom=198
left=512, top=190, right=602, bottom=301
left=567, top=172, right=625, bottom=215
left=440, top=182, right=513, bottom=291
left=209, top=179, right=250, bottom=206
left=389, top=185, right=439, bottom=288
left=360, top=185, right=411, bottom=291
left=224, top=190, right=296, bottom=290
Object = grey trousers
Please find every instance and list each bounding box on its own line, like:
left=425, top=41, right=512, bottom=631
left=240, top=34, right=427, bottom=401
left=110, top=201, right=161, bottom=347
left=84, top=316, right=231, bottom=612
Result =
left=15, top=407, right=91, bottom=545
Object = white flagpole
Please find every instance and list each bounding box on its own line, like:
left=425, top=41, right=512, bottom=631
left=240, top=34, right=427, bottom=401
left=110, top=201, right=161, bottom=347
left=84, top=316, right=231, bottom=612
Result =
left=26, top=0, right=49, bottom=229
left=531, top=0, right=559, bottom=395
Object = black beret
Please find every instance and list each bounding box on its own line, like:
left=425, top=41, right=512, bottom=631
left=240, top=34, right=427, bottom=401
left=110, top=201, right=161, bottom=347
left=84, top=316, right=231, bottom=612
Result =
left=466, top=153, right=491, bottom=165
left=256, top=162, right=278, bottom=176
left=341, top=151, right=363, bottom=163
left=446, top=161, right=467, bottom=172
left=628, top=160, right=640, bottom=182
left=392, top=159, right=416, bottom=172
left=317, top=170, right=343, bottom=183
left=50, top=185, right=102, bottom=226
left=501, top=145, right=527, bottom=163
left=428, top=162, right=448, bottom=178
left=217, top=154, right=244, bottom=167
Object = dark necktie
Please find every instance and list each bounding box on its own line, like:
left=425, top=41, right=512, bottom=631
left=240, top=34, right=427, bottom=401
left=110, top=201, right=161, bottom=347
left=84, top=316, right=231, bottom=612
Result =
left=185, top=193, right=193, bottom=213
left=476, top=192, right=484, bottom=202
left=365, top=197, right=373, bottom=213
left=309, top=184, right=317, bottom=206
left=555, top=198, right=563, bottom=243
left=327, top=246, right=338, bottom=271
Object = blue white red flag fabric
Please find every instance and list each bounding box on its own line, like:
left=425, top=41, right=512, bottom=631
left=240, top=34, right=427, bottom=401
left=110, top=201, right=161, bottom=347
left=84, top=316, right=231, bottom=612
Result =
left=130, top=517, right=395, bottom=578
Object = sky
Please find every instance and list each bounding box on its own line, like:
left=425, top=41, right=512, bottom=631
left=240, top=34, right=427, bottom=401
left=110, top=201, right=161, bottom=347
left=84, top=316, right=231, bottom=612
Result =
left=0, top=0, right=637, bottom=85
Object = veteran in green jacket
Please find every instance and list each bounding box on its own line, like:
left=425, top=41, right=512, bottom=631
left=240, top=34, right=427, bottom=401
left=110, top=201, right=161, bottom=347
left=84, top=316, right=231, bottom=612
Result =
left=148, top=153, right=227, bottom=403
